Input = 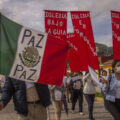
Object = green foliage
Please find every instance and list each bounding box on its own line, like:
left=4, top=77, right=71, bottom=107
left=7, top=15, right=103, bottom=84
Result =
left=68, top=72, right=74, bottom=77
left=95, top=92, right=102, bottom=97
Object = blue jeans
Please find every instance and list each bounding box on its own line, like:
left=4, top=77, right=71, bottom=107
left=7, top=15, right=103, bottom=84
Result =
left=85, top=94, right=95, bottom=119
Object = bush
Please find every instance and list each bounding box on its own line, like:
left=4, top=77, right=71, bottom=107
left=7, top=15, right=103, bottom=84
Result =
left=96, top=92, right=102, bottom=97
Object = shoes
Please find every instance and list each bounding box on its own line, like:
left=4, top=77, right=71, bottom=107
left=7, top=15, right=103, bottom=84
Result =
left=79, top=112, right=84, bottom=115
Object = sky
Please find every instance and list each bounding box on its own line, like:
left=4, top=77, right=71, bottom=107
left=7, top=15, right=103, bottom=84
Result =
left=0, top=0, right=120, bottom=47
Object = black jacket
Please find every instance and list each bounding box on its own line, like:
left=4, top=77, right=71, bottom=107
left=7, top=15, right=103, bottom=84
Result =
left=0, top=77, right=51, bottom=116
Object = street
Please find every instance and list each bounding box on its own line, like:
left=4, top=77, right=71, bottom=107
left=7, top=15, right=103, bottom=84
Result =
left=0, top=100, right=113, bottom=120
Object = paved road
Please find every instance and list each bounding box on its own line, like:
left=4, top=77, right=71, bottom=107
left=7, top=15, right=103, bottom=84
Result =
left=0, top=100, right=113, bottom=120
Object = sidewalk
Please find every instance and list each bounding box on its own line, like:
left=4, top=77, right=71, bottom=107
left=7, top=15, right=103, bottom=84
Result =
left=0, top=100, right=113, bottom=120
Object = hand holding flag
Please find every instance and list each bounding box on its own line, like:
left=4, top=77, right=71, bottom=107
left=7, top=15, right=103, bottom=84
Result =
left=88, top=66, right=102, bottom=87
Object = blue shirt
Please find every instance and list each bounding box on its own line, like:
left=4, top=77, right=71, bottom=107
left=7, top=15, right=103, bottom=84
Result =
left=102, top=73, right=117, bottom=102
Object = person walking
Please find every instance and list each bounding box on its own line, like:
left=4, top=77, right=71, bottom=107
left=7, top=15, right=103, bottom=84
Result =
left=63, top=75, right=71, bottom=103
left=100, top=70, right=107, bottom=109
left=0, top=77, right=51, bottom=120
left=83, top=72, right=96, bottom=120
left=50, top=84, right=65, bottom=120
left=69, top=72, right=83, bottom=114
left=102, top=60, right=120, bottom=120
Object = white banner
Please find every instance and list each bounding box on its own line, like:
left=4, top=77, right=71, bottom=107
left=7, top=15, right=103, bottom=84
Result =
left=88, top=66, right=102, bottom=87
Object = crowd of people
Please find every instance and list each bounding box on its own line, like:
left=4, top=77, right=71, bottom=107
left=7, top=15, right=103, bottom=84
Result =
left=0, top=60, right=120, bottom=120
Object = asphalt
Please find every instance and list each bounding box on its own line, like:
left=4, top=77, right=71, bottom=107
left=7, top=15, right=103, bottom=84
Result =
left=0, top=99, right=113, bottom=120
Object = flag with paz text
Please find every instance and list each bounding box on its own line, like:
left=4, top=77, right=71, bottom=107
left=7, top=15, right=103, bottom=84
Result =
left=0, top=14, right=69, bottom=86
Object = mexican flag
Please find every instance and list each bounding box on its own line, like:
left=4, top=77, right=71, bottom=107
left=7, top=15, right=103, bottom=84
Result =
left=0, top=14, right=69, bottom=86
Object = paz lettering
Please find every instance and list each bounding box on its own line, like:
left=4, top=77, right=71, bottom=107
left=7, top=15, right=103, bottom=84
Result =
left=21, top=29, right=44, bottom=48
left=13, top=64, right=37, bottom=81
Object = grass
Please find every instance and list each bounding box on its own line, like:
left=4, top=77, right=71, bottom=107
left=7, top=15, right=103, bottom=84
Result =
left=95, top=92, right=103, bottom=97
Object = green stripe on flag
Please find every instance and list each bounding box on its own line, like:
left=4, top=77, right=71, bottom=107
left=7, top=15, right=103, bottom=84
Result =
left=0, top=14, right=22, bottom=75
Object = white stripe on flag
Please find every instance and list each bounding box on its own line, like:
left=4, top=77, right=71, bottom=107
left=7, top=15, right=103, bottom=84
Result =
left=9, top=27, right=47, bottom=82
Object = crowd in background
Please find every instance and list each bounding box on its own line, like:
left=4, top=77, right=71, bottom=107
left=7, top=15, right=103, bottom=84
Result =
left=0, top=60, right=120, bottom=120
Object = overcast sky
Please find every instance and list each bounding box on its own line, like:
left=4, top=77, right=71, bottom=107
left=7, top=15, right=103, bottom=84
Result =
left=0, top=0, right=120, bottom=46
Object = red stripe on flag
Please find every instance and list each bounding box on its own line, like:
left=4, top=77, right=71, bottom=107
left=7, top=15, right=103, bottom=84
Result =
left=37, top=35, right=69, bottom=86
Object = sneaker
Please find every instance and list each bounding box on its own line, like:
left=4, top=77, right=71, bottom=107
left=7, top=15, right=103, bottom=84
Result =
left=79, top=112, right=84, bottom=115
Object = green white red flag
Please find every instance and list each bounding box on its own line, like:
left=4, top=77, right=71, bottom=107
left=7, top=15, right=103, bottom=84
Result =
left=0, top=14, right=69, bottom=86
